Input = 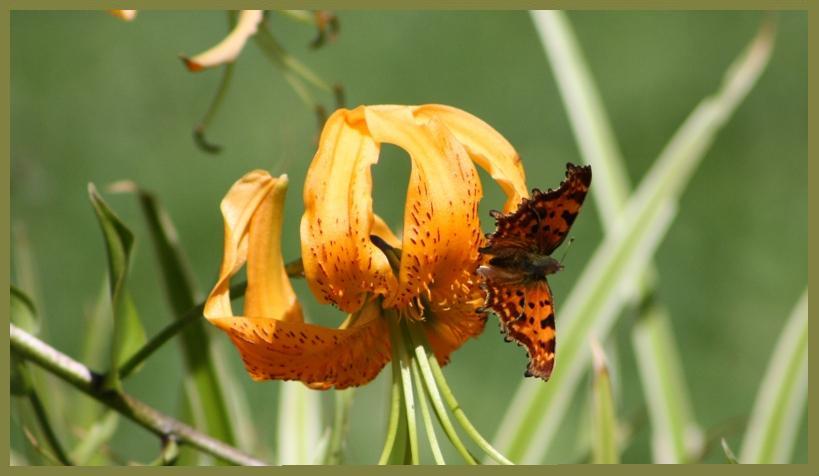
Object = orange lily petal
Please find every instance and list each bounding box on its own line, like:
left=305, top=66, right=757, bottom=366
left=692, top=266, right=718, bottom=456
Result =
left=204, top=170, right=300, bottom=323
left=205, top=170, right=392, bottom=388
left=209, top=299, right=391, bottom=390
left=110, top=10, right=137, bottom=21
left=364, top=106, right=483, bottom=314
left=182, top=10, right=263, bottom=72
left=413, top=104, right=528, bottom=212
left=301, top=108, right=398, bottom=313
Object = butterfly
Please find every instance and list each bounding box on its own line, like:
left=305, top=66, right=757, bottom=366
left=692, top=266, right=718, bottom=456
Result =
left=477, top=163, right=592, bottom=381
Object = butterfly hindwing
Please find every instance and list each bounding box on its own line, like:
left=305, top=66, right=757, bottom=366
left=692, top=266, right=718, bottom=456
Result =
left=484, top=280, right=557, bottom=380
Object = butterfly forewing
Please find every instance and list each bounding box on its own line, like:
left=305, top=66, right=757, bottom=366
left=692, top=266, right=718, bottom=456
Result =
left=483, top=163, right=591, bottom=256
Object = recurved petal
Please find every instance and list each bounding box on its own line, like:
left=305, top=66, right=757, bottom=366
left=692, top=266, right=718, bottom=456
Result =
left=364, top=106, right=483, bottom=314
left=301, top=108, right=398, bottom=313
left=182, top=10, right=263, bottom=72
left=413, top=104, right=528, bottom=212
left=204, top=170, right=301, bottom=323
left=209, top=299, right=391, bottom=389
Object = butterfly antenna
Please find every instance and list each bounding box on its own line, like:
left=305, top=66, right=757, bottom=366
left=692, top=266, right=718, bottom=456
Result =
left=558, top=237, right=575, bottom=268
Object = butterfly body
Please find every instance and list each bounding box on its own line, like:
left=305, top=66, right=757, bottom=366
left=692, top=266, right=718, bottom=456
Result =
left=479, top=163, right=591, bottom=381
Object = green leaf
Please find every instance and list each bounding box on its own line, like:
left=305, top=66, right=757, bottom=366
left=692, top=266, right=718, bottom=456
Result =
left=109, top=181, right=240, bottom=449
left=632, top=299, right=703, bottom=462
left=88, top=183, right=144, bottom=391
left=493, top=13, right=776, bottom=464
left=739, top=289, right=808, bottom=464
left=11, top=286, right=39, bottom=335
left=590, top=341, right=619, bottom=464
left=277, top=381, right=322, bottom=465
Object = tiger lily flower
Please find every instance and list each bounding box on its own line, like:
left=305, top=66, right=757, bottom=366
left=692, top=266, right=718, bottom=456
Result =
left=204, top=104, right=528, bottom=390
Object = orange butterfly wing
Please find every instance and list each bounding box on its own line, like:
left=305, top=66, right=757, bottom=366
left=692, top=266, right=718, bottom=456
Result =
left=482, top=163, right=591, bottom=256
left=484, top=280, right=556, bottom=380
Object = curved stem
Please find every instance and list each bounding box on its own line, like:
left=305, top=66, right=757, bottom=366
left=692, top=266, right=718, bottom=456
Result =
left=388, top=316, right=419, bottom=464
left=118, top=282, right=246, bottom=379
left=411, top=359, right=445, bottom=464
left=26, top=382, right=73, bottom=465
left=10, top=323, right=267, bottom=466
left=377, top=347, right=404, bottom=464
left=407, top=324, right=513, bottom=465
left=401, top=323, right=477, bottom=464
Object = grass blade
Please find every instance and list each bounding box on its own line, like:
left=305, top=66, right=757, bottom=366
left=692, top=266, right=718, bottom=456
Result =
left=721, top=438, right=739, bottom=464
left=88, top=184, right=145, bottom=391
left=277, top=382, right=322, bottom=464
left=590, top=340, right=619, bottom=464
left=739, top=289, right=808, bottom=464
left=494, top=12, right=777, bottom=463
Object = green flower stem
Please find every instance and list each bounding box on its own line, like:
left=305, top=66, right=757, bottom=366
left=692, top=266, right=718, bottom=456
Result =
left=411, top=359, right=445, bottom=464
left=10, top=323, right=267, bottom=466
left=194, top=62, right=235, bottom=154
left=117, top=281, right=245, bottom=379
left=406, top=324, right=513, bottom=465
left=256, top=24, right=333, bottom=93
left=401, top=323, right=478, bottom=465
left=387, top=314, right=419, bottom=464
left=377, top=346, right=405, bottom=464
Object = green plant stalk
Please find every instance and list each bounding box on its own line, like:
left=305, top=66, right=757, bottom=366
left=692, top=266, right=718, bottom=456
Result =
left=402, top=324, right=478, bottom=465
left=407, top=325, right=513, bottom=465
left=323, top=389, right=355, bottom=464
left=10, top=323, right=267, bottom=466
left=410, top=359, right=446, bottom=464
left=378, top=348, right=406, bottom=464
left=256, top=24, right=333, bottom=93
left=193, top=12, right=236, bottom=154
left=387, top=315, right=419, bottom=464
left=739, top=289, right=808, bottom=464
left=496, top=12, right=776, bottom=463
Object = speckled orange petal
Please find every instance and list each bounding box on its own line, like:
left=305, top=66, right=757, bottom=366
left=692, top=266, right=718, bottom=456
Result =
left=364, top=106, right=483, bottom=314
left=301, top=108, right=398, bottom=313
left=204, top=170, right=300, bottom=323
left=413, top=105, right=528, bottom=212
left=181, top=10, right=263, bottom=72
left=110, top=10, right=137, bottom=21
left=209, top=299, right=391, bottom=389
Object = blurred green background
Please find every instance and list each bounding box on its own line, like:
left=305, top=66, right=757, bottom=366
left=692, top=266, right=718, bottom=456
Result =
left=11, top=11, right=806, bottom=464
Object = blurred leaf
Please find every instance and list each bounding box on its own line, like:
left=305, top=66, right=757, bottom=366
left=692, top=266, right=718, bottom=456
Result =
left=494, top=12, right=777, bottom=464
left=632, top=299, right=703, bottom=462
left=590, top=341, right=619, bottom=464
left=739, top=289, right=807, bottom=464
left=11, top=286, right=39, bottom=335
left=323, top=389, right=355, bottom=464
left=88, top=183, right=144, bottom=391
left=721, top=438, right=739, bottom=464
left=278, top=382, right=322, bottom=465
left=69, top=411, right=119, bottom=465
left=110, top=181, right=239, bottom=451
